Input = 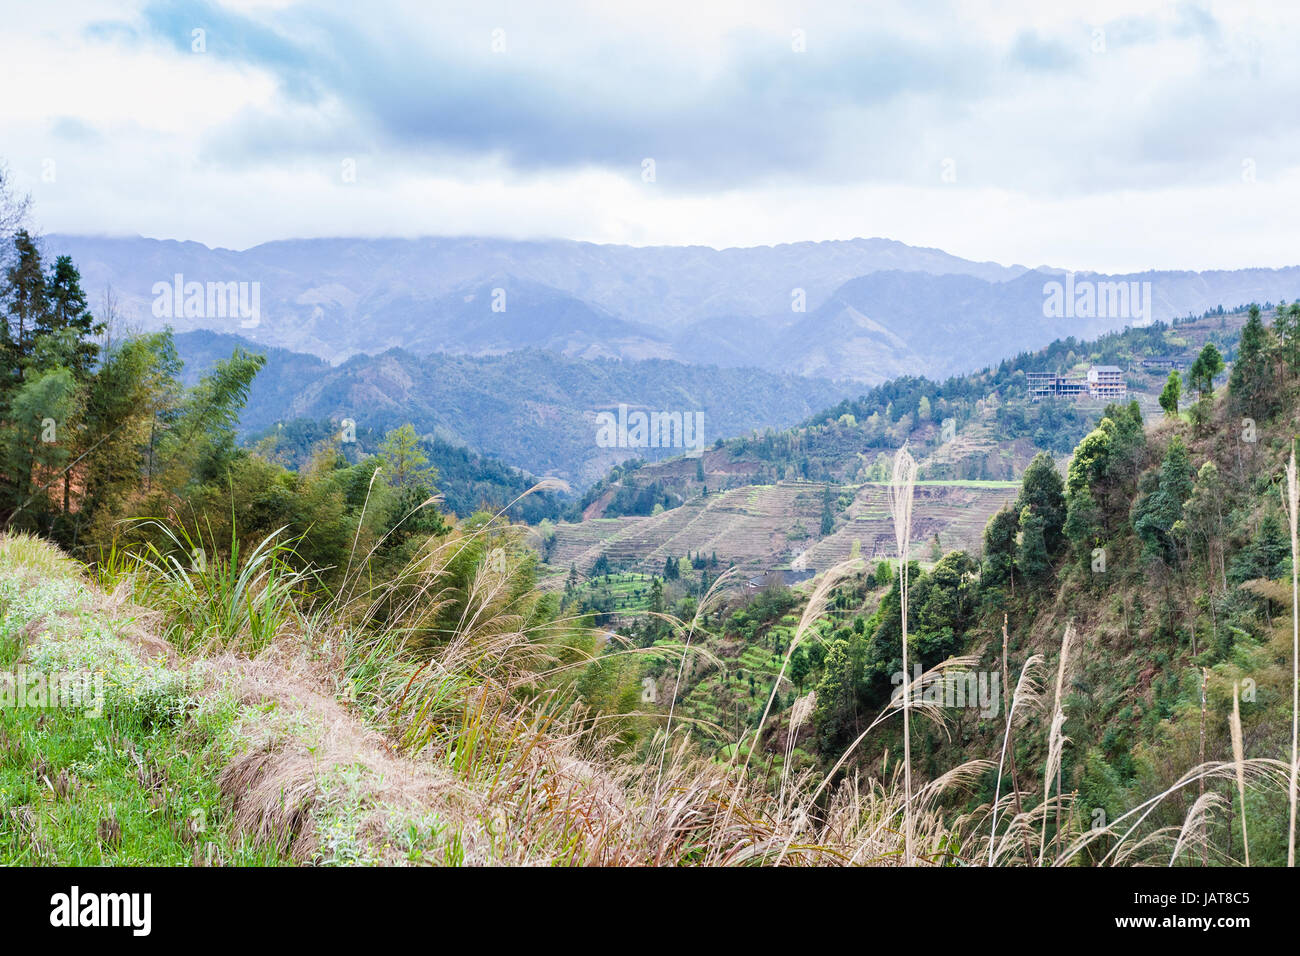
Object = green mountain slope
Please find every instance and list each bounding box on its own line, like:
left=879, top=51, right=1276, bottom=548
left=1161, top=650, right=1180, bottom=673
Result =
left=173, top=331, right=856, bottom=487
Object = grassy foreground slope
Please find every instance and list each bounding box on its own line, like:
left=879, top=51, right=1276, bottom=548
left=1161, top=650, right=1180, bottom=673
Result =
left=0, top=534, right=478, bottom=865
left=0, top=530, right=964, bottom=866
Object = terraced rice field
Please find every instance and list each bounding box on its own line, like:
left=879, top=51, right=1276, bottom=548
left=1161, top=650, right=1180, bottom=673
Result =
left=803, top=481, right=1021, bottom=567
left=542, top=479, right=1020, bottom=586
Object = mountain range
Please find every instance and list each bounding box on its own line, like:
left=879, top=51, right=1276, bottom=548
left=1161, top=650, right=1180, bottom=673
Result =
left=50, top=233, right=1300, bottom=384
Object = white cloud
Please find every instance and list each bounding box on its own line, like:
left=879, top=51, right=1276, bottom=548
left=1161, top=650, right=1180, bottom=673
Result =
left=1, top=0, right=1297, bottom=272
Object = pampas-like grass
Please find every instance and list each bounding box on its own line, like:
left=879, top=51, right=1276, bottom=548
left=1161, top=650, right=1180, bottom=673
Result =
left=1039, top=624, right=1073, bottom=864
left=888, top=445, right=917, bottom=865
left=988, top=653, right=1045, bottom=865
left=1231, top=681, right=1250, bottom=866
left=1283, top=444, right=1299, bottom=867
left=1057, top=757, right=1291, bottom=867
left=1169, top=792, right=1225, bottom=867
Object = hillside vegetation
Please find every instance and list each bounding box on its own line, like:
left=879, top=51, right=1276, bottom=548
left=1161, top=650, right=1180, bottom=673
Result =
left=640, top=302, right=1300, bottom=865
left=577, top=308, right=1253, bottom=520
left=4, top=218, right=1298, bottom=866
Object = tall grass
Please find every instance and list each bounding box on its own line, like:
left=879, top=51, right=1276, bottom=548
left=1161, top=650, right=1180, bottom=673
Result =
left=1039, top=624, right=1072, bottom=864
left=115, top=519, right=313, bottom=655
left=1231, top=681, right=1250, bottom=866
left=1284, top=445, right=1299, bottom=867
left=888, top=445, right=917, bottom=865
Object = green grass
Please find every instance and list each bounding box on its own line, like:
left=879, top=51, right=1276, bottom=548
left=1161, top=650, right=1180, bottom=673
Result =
left=570, top=571, right=660, bottom=613
left=0, top=693, right=288, bottom=865
left=0, top=539, right=293, bottom=866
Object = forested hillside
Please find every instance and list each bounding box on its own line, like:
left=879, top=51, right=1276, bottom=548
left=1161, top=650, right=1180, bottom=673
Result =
left=638, top=302, right=1300, bottom=865
left=172, top=330, right=854, bottom=487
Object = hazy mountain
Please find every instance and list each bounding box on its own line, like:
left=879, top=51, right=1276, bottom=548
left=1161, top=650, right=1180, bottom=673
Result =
left=173, top=331, right=855, bottom=487
left=48, top=234, right=1300, bottom=383
left=782, top=267, right=1300, bottom=379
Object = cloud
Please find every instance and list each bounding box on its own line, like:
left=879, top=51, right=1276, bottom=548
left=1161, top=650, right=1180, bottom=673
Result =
left=90, top=0, right=1294, bottom=196
left=0, top=0, right=1296, bottom=270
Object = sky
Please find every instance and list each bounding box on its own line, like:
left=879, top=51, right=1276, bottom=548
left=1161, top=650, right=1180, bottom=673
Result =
left=1, top=0, right=1297, bottom=272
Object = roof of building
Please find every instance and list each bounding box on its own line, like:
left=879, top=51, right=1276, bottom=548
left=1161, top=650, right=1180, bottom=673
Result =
left=1092, top=365, right=1123, bottom=372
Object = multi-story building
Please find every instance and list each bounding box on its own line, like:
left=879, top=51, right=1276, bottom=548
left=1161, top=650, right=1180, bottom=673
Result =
left=1027, top=371, right=1088, bottom=401
left=1028, top=365, right=1127, bottom=402
left=1087, top=365, right=1127, bottom=400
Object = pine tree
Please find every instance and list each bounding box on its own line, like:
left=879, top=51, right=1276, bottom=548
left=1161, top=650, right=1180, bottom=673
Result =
left=1229, top=305, right=1273, bottom=416
left=1, top=230, right=47, bottom=382
left=43, top=255, right=103, bottom=378
left=1274, top=302, right=1300, bottom=375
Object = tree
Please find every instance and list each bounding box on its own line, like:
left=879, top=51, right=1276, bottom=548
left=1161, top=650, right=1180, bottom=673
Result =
left=1132, top=436, right=1193, bottom=566
left=790, top=647, right=810, bottom=693
left=0, top=367, right=75, bottom=529
left=0, top=161, right=30, bottom=243
left=1066, top=420, right=1114, bottom=497
left=1187, top=342, right=1224, bottom=402
left=1273, top=302, right=1300, bottom=375
left=0, top=230, right=46, bottom=380
left=981, top=506, right=1019, bottom=591
left=378, top=424, right=436, bottom=489
left=1017, top=452, right=1066, bottom=554
left=158, top=349, right=265, bottom=487
left=812, top=639, right=856, bottom=753
left=1229, top=305, right=1273, bottom=417
left=43, top=255, right=103, bottom=379
left=75, top=331, right=180, bottom=543
left=1015, top=507, right=1049, bottom=580
left=1158, top=370, right=1181, bottom=417
left=648, top=576, right=664, bottom=615
left=1181, top=461, right=1225, bottom=576
left=1228, top=511, right=1289, bottom=585
left=1063, top=488, right=1103, bottom=564
left=912, top=550, right=977, bottom=663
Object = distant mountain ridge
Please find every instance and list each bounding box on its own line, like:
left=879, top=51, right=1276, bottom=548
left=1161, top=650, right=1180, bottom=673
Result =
left=48, top=233, right=1300, bottom=383
left=172, top=331, right=856, bottom=487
